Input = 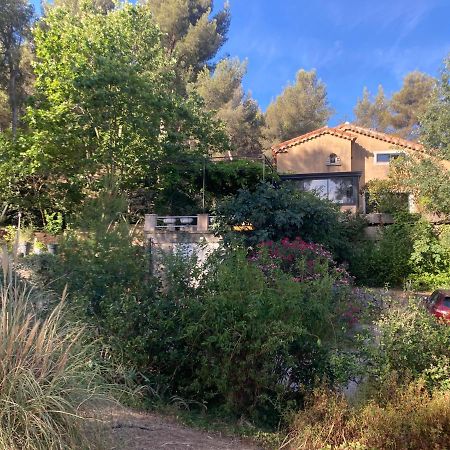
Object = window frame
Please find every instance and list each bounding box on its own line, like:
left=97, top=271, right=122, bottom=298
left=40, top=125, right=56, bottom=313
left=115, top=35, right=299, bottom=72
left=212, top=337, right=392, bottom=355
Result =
left=374, top=151, right=403, bottom=165
left=293, top=175, right=359, bottom=206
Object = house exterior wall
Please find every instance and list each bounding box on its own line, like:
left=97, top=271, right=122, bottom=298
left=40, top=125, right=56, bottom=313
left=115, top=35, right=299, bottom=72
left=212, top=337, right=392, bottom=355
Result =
left=275, top=132, right=418, bottom=213
left=275, top=125, right=450, bottom=214
left=352, top=134, right=400, bottom=183
left=276, top=134, right=352, bottom=174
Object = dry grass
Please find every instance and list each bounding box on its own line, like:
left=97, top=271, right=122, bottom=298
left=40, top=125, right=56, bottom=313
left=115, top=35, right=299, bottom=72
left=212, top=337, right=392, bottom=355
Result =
left=285, top=381, right=450, bottom=450
left=0, top=248, right=110, bottom=449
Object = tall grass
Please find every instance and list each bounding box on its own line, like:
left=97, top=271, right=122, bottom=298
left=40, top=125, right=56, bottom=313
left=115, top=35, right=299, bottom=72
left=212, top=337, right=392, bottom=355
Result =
left=0, top=248, right=109, bottom=449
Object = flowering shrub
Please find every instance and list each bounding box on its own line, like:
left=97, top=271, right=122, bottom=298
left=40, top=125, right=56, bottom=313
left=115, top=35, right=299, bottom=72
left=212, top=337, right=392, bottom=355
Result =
left=251, top=237, right=353, bottom=287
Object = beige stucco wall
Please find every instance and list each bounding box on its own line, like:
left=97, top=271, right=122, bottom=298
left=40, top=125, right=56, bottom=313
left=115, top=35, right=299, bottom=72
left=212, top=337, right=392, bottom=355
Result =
left=352, top=134, right=402, bottom=183
left=276, top=134, right=353, bottom=174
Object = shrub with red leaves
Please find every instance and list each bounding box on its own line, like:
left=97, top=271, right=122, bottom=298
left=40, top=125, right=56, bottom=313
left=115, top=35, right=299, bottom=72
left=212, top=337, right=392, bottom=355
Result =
left=250, top=237, right=353, bottom=287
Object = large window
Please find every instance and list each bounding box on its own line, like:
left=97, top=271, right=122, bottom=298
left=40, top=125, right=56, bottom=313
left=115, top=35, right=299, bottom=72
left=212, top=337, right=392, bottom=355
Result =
left=295, top=176, right=358, bottom=205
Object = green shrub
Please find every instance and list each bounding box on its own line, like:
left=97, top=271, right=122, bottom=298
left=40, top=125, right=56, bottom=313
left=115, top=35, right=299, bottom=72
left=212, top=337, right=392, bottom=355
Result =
left=368, top=299, right=450, bottom=388
left=349, top=213, right=418, bottom=287
left=407, top=220, right=450, bottom=289
left=146, top=248, right=348, bottom=426
left=215, top=182, right=365, bottom=263
left=0, top=255, right=110, bottom=449
left=35, top=191, right=158, bottom=373
left=349, top=215, right=450, bottom=288
left=364, top=179, right=409, bottom=214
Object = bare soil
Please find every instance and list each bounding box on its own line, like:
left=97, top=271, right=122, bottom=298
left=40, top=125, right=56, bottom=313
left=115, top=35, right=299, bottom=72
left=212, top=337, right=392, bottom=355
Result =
left=100, top=407, right=262, bottom=450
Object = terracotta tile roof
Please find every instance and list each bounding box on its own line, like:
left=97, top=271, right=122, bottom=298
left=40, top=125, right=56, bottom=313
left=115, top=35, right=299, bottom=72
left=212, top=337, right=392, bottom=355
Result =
left=336, top=123, right=425, bottom=152
left=272, top=126, right=356, bottom=153
left=272, top=123, right=425, bottom=154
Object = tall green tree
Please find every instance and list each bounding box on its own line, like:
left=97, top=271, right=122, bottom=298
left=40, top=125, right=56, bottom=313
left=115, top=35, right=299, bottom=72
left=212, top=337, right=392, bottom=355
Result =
left=391, top=57, right=450, bottom=217
left=353, top=72, right=435, bottom=139
left=354, top=85, right=390, bottom=131
left=43, top=0, right=115, bottom=15
left=144, top=0, right=230, bottom=82
left=264, top=69, right=332, bottom=148
left=192, top=58, right=263, bottom=156
left=1, top=3, right=227, bottom=219
left=390, top=71, right=435, bottom=139
left=0, top=0, right=34, bottom=136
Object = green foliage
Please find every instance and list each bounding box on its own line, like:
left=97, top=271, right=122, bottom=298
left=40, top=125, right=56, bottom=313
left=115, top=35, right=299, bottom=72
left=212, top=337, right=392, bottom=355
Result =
left=264, top=69, right=332, bottom=147
left=389, top=71, right=435, bottom=139
left=45, top=0, right=115, bottom=15
left=45, top=218, right=346, bottom=427
left=350, top=214, right=450, bottom=288
left=354, top=85, right=390, bottom=131
left=421, top=56, right=450, bottom=159
left=369, top=299, right=450, bottom=387
left=216, top=182, right=368, bottom=270
left=146, top=0, right=230, bottom=83
left=390, top=56, right=450, bottom=218
left=192, top=58, right=264, bottom=156
left=0, top=0, right=34, bottom=134
left=364, top=179, right=409, bottom=214
left=353, top=71, right=435, bottom=139
left=151, top=248, right=341, bottom=426
left=43, top=210, right=63, bottom=235
left=38, top=190, right=158, bottom=371
left=1, top=3, right=227, bottom=220
left=215, top=182, right=346, bottom=250
left=349, top=214, right=419, bottom=287
left=409, top=220, right=450, bottom=277
left=204, top=159, right=269, bottom=204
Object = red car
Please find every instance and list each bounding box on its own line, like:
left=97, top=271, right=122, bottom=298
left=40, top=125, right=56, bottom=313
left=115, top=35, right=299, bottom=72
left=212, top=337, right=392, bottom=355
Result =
left=426, top=290, right=450, bottom=322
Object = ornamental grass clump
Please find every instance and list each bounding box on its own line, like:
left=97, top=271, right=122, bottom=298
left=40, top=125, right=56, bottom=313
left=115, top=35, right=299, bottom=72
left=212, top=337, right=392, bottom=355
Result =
left=0, top=251, right=109, bottom=450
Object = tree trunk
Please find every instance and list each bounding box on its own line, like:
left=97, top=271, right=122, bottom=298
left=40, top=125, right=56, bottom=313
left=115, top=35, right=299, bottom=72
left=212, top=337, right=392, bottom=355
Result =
left=9, top=63, right=18, bottom=138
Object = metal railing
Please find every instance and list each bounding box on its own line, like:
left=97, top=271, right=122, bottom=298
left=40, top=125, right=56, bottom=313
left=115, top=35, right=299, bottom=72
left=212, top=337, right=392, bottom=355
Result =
left=144, top=214, right=212, bottom=233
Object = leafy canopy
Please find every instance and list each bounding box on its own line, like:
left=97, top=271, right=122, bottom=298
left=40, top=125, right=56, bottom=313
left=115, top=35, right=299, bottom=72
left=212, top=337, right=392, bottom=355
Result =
left=1, top=3, right=227, bottom=218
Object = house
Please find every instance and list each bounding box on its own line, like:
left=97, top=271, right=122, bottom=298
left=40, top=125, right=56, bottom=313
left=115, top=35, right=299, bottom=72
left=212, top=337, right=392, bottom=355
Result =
left=272, top=123, right=428, bottom=213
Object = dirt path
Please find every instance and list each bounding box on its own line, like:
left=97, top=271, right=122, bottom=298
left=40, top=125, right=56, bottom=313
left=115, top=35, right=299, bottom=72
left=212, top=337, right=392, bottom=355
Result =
left=102, top=407, right=262, bottom=450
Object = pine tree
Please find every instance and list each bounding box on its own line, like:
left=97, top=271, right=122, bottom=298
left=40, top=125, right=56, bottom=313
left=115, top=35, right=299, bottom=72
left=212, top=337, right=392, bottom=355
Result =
left=144, top=0, right=230, bottom=81
left=0, top=0, right=34, bottom=136
left=192, top=58, right=263, bottom=155
left=354, top=85, right=390, bottom=131
left=354, top=87, right=373, bottom=128
left=390, top=71, right=435, bottom=139
left=264, top=69, right=332, bottom=147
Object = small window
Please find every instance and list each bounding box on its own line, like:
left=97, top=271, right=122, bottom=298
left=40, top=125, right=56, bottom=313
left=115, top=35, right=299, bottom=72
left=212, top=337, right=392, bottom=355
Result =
left=375, top=152, right=402, bottom=164
left=326, top=153, right=341, bottom=166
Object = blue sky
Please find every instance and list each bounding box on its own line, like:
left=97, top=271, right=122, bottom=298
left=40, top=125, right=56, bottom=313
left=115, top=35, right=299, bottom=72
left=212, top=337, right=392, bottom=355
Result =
left=33, top=0, right=450, bottom=124
left=218, top=0, right=450, bottom=124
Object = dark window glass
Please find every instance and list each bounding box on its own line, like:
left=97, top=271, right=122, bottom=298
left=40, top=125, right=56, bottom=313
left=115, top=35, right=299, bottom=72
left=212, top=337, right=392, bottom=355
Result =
left=443, top=298, right=450, bottom=308
left=329, top=177, right=356, bottom=204
left=376, top=153, right=400, bottom=163
left=295, top=176, right=358, bottom=205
